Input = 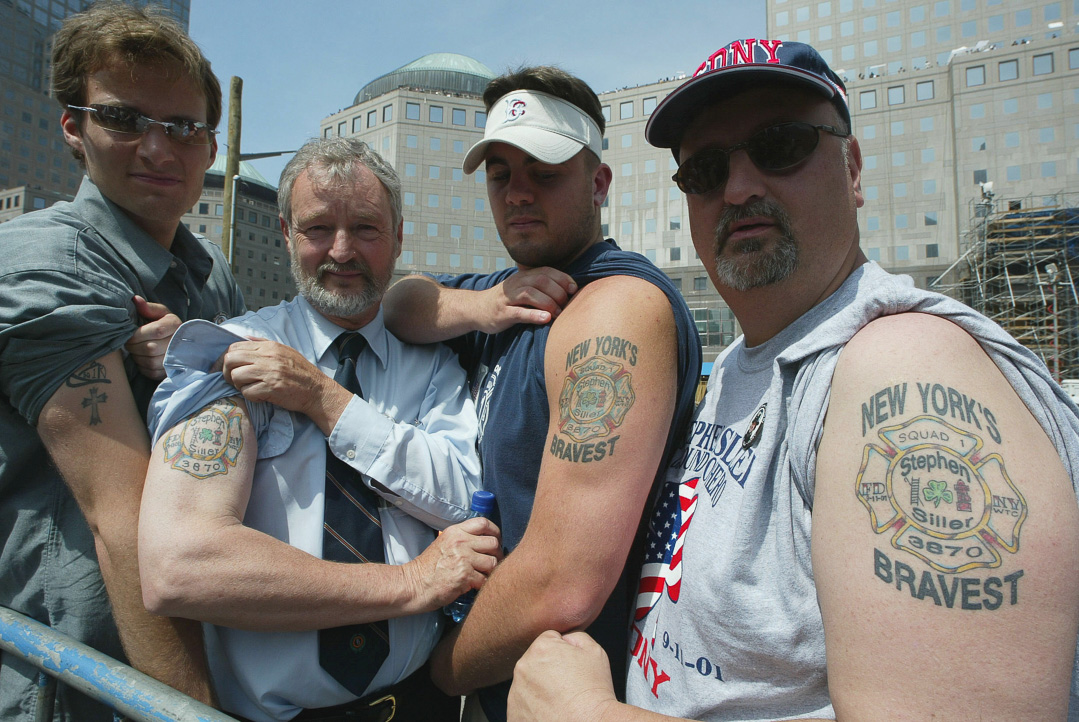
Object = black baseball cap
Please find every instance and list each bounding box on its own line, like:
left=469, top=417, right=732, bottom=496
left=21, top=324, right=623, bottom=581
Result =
left=646, top=39, right=851, bottom=155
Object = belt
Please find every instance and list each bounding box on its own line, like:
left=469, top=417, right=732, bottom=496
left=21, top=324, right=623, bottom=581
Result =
left=289, top=662, right=458, bottom=722
left=291, top=694, right=395, bottom=722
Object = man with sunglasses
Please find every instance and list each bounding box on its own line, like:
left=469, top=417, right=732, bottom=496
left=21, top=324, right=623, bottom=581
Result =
left=0, top=4, right=243, bottom=719
left=508, top=40, right=1079, bottom=722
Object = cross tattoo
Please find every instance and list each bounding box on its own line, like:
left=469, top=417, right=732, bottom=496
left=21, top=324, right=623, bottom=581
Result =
left=82, top=387, right=108, bottom=426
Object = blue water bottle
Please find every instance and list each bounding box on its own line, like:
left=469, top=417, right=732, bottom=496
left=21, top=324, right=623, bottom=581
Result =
left=445, top=490, right=496, bottom=623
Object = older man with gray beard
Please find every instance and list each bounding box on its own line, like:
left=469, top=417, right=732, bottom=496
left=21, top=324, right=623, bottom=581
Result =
left=139, top=137, right=501, bottom=722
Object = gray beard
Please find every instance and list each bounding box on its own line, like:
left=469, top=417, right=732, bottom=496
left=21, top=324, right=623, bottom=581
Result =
left=291, top=258, right=392, bottom=320
left=712, top=200, right=799, bottom=292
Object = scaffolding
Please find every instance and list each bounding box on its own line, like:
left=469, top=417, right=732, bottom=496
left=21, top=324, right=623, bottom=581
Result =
left=931, top=191, right=1079, bottom=383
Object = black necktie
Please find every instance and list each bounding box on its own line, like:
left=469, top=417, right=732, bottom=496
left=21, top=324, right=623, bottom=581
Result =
left=318, top=332, right=390, bottom=695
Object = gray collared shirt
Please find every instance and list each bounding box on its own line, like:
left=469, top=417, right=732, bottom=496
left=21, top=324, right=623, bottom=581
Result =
left=0, top=177, right=245, bottom=722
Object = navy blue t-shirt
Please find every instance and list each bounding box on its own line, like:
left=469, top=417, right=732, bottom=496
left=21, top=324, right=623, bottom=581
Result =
left=439, top=240, right=701, bottom=720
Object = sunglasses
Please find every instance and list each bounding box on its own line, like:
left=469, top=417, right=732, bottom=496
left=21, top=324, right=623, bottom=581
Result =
left=672, top=122, right=849, bottom=195
left=67, top=104, right=217, bottom=146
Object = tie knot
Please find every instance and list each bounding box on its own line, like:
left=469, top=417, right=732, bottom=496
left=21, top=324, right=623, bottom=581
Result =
left=335, top=332, right=367, bottom=362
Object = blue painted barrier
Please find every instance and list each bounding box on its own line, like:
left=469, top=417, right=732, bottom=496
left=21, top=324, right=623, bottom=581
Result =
left=0, top=606, right=237, bottom=722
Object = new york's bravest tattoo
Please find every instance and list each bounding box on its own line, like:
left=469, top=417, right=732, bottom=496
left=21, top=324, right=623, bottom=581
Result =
left=161, top=398, right=244, bottom=479
left=549, top=335, right=638, bottom=463
left=855, top=381, right=1028, bottom=609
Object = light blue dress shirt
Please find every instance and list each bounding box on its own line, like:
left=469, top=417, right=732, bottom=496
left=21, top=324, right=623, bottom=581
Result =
left=148, top=296, right=481, bottom=722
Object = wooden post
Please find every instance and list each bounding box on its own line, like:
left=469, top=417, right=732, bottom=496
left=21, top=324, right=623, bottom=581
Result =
left=220, top=76, right=242, bottom=272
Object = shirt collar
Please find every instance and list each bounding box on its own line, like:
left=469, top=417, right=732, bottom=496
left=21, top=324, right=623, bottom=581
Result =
left=71, top=177, right=212, bottom=289
left=296, top=295, right=391, bottom=370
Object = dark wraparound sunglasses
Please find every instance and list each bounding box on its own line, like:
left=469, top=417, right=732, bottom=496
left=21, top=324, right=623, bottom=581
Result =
left=672, top=122, right=849, bottom=195
left=67, top=104, right=217, bottom=145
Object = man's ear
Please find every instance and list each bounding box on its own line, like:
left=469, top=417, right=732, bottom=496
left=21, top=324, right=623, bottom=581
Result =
left=846, top=135, right=864, bottom=209
left=60, top=108, right=85, bottom=159
left=592, top=162, right=613, bottom=207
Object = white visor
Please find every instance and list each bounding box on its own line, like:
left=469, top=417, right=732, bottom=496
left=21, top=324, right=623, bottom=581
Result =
left=462, top=89, right=603, bottom=174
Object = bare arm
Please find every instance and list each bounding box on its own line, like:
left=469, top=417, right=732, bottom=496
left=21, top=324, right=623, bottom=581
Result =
left=430, top=275, right=679, bottom=694
left=813, top=313, right=1079, bottom=719
left=139, top=396, right=501, bottom=630
left=382, top=269, right=577, bottom=344
left=37, top=351, right=214, bottom=704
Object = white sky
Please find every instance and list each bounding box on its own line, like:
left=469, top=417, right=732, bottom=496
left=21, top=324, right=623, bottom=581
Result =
left=189, top=0, right=766, bottom=184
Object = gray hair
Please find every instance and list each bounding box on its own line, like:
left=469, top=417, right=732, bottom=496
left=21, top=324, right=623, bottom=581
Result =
left=278, top=137, right=403, bottom=230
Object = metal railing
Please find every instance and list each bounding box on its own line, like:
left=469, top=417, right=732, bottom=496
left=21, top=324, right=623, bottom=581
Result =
left=0, top=606, right=237, bottom=722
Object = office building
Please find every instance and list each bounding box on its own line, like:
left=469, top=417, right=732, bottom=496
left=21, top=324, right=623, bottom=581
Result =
left=182, top=155, right=293, bottom=310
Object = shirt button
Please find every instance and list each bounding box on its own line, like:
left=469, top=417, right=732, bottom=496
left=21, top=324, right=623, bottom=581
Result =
left=170, top=260, right=178, bottom=268
left=346, top=449, right=356, bottom=460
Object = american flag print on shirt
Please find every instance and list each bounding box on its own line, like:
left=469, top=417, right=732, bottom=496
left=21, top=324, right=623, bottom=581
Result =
left=635, top=476, right=700, bottom=621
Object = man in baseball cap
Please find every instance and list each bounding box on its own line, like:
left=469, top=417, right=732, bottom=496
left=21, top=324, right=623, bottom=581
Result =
left=508, top=39, right=1079, bottom=722
left=383, top=66, right=701, bottom=722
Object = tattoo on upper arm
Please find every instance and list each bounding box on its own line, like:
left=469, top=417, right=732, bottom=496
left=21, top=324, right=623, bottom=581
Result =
left=66, top=361, right=112, bottom=426
left=548, top=335, right=638, bottom=463
left=854, top=381, right=1026, bottom=611
left=161, top=398, right=245, bottom=479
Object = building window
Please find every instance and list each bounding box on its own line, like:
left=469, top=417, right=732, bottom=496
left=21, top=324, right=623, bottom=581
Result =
left=451, top=196, right=462, bottom=210
left=426, top=252, right=437, bottom=265
left=621, top=134, right=632, bottom=149
left=452, top=108, right=466, bottom=126
left=911, top=30, right=926, bottom=48
left=621, top=221, right=633, bottom=236
left=406, top=134, right=418, bottom=148
left=860, top=90, right=877, bottom=110
left=1006, top=165, right=1021, bottom=181
left=693, top=276, right=708, bottom=291
left=1002, top=98, right=1018, bottom=115
left=621, top=192, right=632, bottom=206
left=895, top=244, right=909, bottom=259
left=919, top=117, right=933, bottom=132
left=865, top=185, right=879, bottom=200
left=669, top=247, right=681, bottom=261
left=403, top=192, right=415, bottom=206
left=621, top=163, right=632, bottom=176
left=895, top=215, right=909, bottom=230
left=428, top=194, right=439, bottom=208
left=1070, top=48, right=1079, bottom=70
left=323, top=127, right=332, bottom=138
left=619, top=101, right=633, bottom=120
left=923, top=179, right=937, bottom=194
left=966, top=66, right=985, bottom=86
left=891, top=120, right=904, bottom=135
left=1004, top=131, right=1019, bottom=148
left=670, top=216, right=681, bottom=230
left=925, top=213, right=938, bottom=226
left=383, top=104, right=393, bottom=122
left=405, top=102, right=420, bottom=120
left=926, top=243, right=939, bottom=257
left=601, top=105, right=611, bottom=123
left=352, top=117, right=363, bottom=133
left=888, top=86, right=905, bottom=105
left=645, top=218, right=656, bottom=233
left=970, top=103, right=985, bottom=119
left=921, top=147, right=935, bottom=162
left=1041, top=161, right=1057, bottom=178
left=998, top=59, right=1018, bottom=81
left=891, top=151, right=907, bottom=166
left=405, top=164, right=416, bottom=177
left=894, top=182, right=908, bottom=197
left=451, top=225, right=462, bottom=238
left=1037, top=93, right=1052, bottom=109
left=916, top=80, right=934, bottom=100
left=473, top=227, right=484, bottom=240
left=643, top=97, right=657, bottom=115
left=476, top=112, right=487, bottom=128
left=426, top=223, right=438, bottom=237
left=1033, top=54, right=1054, bottom=75
left=367, top=110, right=377, bottom=127
left=338, top=121, right=346, bottom=137
left=973, top=169, right=988, bottom=184
left=429, top=105, right=443, bottom=123
left=1039, top=127, right=1055, bottom=143
left=429, top=165, right=440, bottom=179
left=474, top=198, right=485, bottom=211
left=971, top=136, right=986, bottom=151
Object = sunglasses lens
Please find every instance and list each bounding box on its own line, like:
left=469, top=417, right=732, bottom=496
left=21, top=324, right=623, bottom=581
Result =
left=676, top=148, right=730, bottom=195
left=90, top=105, right=141, bottom=133
left=174, top=122, right=212, bottom=144
left=748, top=123, right=820, bottom=171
